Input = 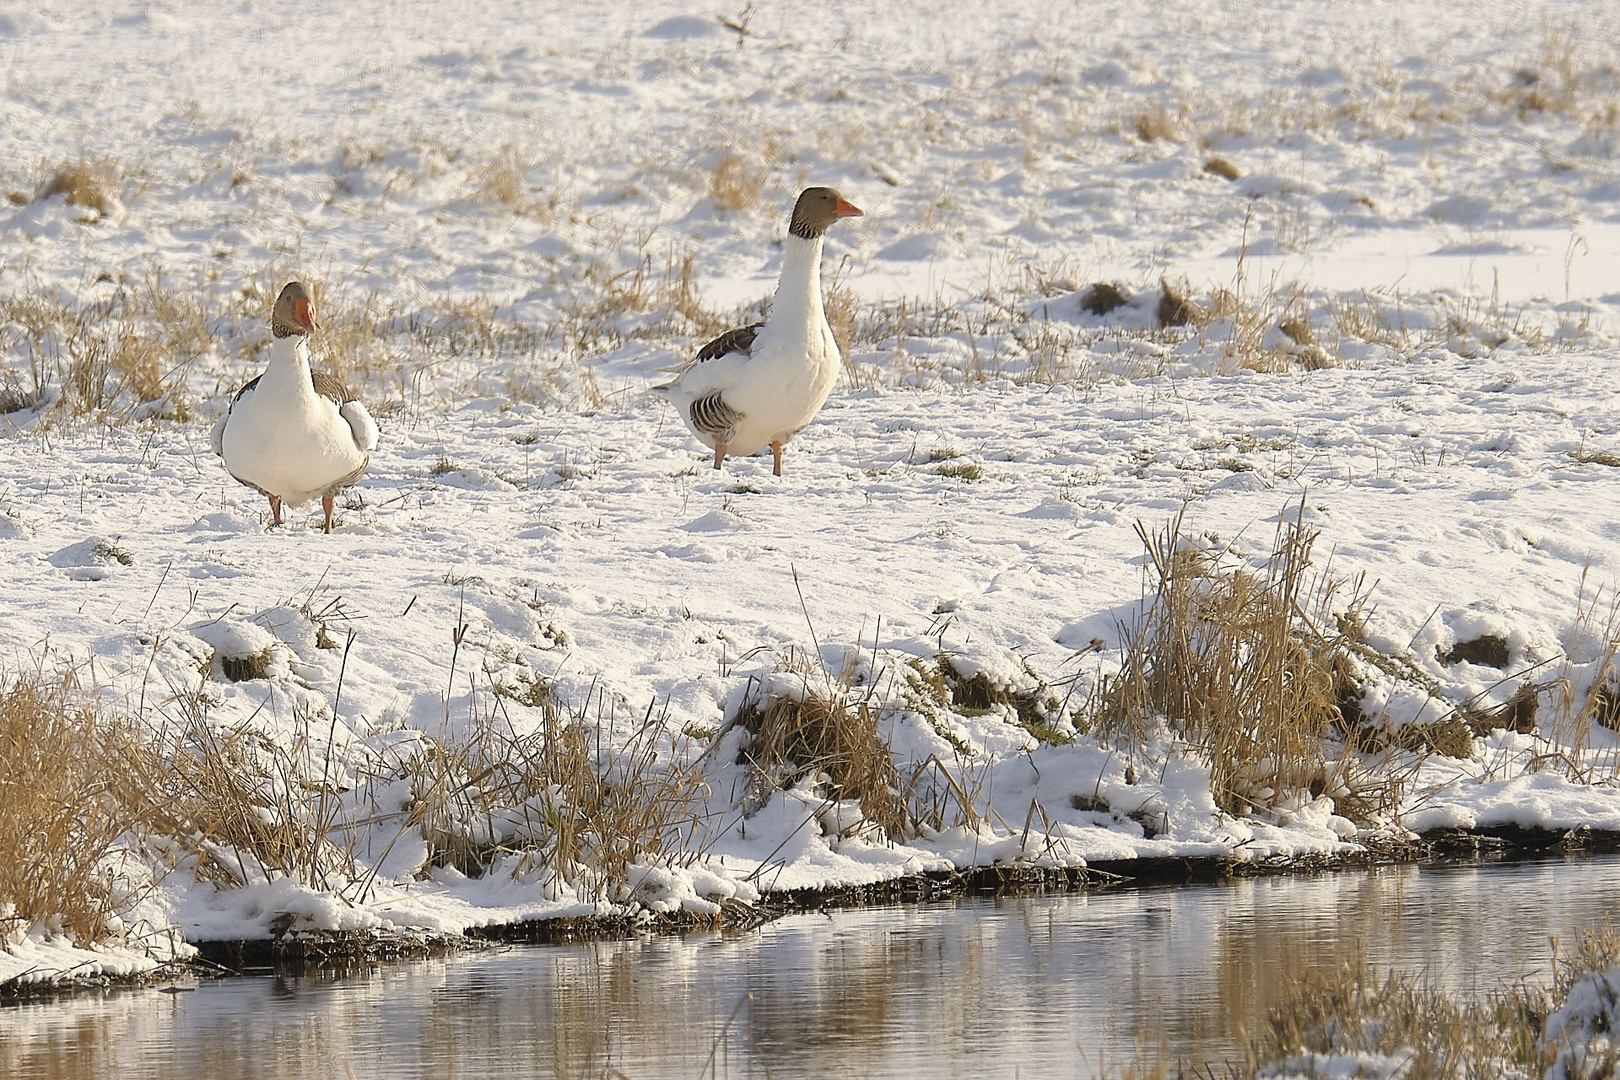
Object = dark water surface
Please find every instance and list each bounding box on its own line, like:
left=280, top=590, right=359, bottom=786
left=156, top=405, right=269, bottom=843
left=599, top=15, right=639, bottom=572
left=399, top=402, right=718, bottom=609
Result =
left=7, top=855, right=1620, bottom=1079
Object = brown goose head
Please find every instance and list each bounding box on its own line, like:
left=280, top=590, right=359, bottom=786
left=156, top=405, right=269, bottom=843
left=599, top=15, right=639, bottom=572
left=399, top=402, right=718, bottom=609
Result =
left=271, top=281, right=318, bottom=338
left=788, top=186, right=864, bottom=240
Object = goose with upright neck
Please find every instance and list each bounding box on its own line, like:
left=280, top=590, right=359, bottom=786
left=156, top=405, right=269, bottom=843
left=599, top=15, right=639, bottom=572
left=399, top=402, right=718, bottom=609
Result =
left=660, top=186, right=863, bottom=475
left=210, top=282, right=378, bottom=533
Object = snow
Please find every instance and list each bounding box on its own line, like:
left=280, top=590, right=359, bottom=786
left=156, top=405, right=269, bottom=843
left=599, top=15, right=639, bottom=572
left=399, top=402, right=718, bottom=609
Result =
left=2, top=0, right=1620, bottom=980
left=1545, top=961, right=1620, bottom=1080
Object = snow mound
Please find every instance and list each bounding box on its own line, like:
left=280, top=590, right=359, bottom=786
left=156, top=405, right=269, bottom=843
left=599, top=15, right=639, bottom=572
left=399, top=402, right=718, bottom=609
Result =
left=189, top=617, right=294, bottom=681
left=47, top=537, right=133, bottom=579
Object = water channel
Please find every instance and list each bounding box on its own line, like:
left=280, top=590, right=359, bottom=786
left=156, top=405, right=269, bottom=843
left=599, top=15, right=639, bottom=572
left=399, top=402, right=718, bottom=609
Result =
left=7, top=854, right=1620, bottom=1079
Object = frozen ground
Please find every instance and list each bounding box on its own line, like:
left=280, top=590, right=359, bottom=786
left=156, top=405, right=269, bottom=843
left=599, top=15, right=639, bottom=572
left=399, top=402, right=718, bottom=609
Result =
left=2, top=0, right=1620, bottom=980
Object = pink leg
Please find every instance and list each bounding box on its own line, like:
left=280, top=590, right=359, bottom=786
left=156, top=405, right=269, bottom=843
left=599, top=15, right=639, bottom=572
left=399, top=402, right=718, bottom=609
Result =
left=268, top=494, right=282, bottom=526
left=771, top=440, right=785, bottom=476
left=712, top=442, right=728, bottom=470
left=322, top=496, right=335, bottom=534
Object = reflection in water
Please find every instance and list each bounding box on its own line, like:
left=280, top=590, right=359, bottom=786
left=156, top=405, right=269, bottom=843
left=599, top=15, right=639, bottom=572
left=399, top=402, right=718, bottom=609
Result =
left=5, top=856, right=1620, bottom=1079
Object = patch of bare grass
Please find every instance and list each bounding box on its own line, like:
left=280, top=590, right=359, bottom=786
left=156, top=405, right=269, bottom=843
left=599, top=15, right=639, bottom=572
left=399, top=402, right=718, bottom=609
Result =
left=1079, top=282, right=1130, bottom=316
left=1156, top=278, right=1204, bottom=329
left=915, top=654, right=1065, bottom=744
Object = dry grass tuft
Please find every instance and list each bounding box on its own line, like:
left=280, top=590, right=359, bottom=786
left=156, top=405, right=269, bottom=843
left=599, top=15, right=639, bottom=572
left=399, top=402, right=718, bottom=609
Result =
left=708, top=146, right=767, bottom=212
left=112, top=722, right=357, bottom=890
left=1253, top=920, right=1620, bottom=1079
left=1570, top=447, right=1620, bottom=468
left=471, top=147, right=548, bottom=217
left=1080, top=282, right=1130, bottom=316
left=0, top=673, right=131, bottom=945
left=410, top=691, right=707, bottom=894
left=736, top=682, right=908, bottom=841
left=1278, top=314, right=1314, bottom=345
left=1093, top=503, right=1361, bottom=816
left=1543, top=574, right=1620, bottom=774
left=1131, top=107, right=1180, bottom=142
left=1382, top=716, right=1477, bottom=759
left=822, top=257, right=861, bottom=364
left=1202, top=155, right=1241, bottom=180
left=0, top=268, right=205, bottom=423
left=1156, top=278, right=1204, bottom=328
left=35, top=160, right=117, bottom=218
left=935, top=460, right=983, bottom=481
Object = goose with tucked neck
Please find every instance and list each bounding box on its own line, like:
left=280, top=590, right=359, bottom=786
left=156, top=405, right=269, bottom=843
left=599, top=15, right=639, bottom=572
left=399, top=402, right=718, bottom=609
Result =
left=210, top=281, right=379, bottom=533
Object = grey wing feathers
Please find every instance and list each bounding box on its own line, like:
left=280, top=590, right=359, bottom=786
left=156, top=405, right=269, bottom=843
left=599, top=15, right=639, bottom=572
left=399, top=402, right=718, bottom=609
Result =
left=232, top=374, right=262, bottom=402
left=689, top=392, right=743, bottom=441
left=696, top=322, right=764, bottom=362
left=310, top=371, right=357, bottom=404
left=231, top=372, right=354, bottom=405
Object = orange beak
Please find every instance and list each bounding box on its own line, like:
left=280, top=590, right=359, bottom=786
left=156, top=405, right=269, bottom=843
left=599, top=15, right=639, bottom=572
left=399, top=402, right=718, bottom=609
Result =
left=834, top=196, right=864, bottom=218
left=295, top=299, right=318, bottom=332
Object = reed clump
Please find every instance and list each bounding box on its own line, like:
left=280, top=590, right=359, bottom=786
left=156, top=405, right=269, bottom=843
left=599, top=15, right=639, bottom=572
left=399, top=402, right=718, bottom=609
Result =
left=0, top=673, right=131, bottom=945
left=1252, top=959, right=1553, bottom=1078
left=103, top=717, right=361, bottom=891
left=0, top=271, right=204, bottom=422
left=735, top=676, right=909, bottom=841
left=409, top=690, right=708, bottom=896
left=1249, top=920, right=1620, bottom=1078
left=1544, top=575, right=1620, bottom=774
left=1094, top=504, right=1360, bottom=816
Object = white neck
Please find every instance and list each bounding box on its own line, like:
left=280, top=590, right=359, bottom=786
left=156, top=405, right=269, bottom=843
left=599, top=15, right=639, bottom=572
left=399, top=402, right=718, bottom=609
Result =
left=263, top=335, right=313, bottom=392
left=769, top=233, right=826, bottom=331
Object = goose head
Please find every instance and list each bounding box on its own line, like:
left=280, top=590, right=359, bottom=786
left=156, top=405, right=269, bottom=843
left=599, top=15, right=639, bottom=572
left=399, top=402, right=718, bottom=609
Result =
left=271, top=281, right=318, bottom=338
left=788, top=187, right=864, bottom=240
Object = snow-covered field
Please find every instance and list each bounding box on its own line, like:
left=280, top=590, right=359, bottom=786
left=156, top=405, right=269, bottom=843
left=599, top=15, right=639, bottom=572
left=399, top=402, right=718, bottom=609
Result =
left=3, top=0, right=1620, bottom=982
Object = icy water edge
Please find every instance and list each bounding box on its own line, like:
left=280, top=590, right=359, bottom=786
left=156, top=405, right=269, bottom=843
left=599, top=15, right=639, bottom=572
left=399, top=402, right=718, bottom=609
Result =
left=7, top=855, right=1620, bottom=1079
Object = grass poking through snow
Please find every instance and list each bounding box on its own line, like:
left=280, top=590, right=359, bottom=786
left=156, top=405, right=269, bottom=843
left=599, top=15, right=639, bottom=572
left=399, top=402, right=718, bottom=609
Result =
left=1095, top=503, right=1361, bottom=817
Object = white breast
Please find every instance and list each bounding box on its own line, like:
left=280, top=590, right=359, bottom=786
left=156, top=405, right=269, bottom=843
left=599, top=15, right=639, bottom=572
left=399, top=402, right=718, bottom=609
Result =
left=216, top=338, right=372, bottom=506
